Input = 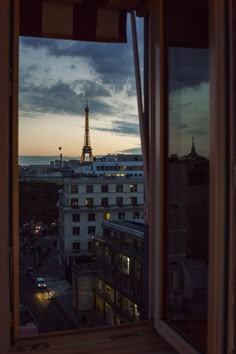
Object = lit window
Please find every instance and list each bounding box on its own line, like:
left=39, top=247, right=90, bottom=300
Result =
left=104, top=211, right=110, bottom=220
left=130, top=184, right=137, bottom=192
left=86, top=198, right=93, bottom=207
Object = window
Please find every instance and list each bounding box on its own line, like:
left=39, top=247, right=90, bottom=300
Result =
left=88, top=213, right=95, bottom=222
left=118, top=212, right=125, bottom=220
left=86, top=185, right=93, bottom=193
left=132, top=212, right=139, bottom=219
left=71, top=198, right=79, bottom=208
left=88, top=241, right=92, bottom=250
left=86, top=198, right=93, bottom=207
left=72, top=214, right=80, bottom=222
left=71, top=184, right=78, bottom=193
left=130, top=197, right=137, bottom=206
left=72, top=242, right=80, bottom=251
left=116, top=197, right=123, bottom=207
left=0, top=1, right=230, bottom=352
left=72, top=227, right=80, bottom=236
left=101, top=184, right=108, bottom=193
left=116, top=184, right=123, bottom=192
left=129, top=184, right=137, bottom=192
left=104, top=211, right=111, bottom=220
left=101, top=197, right=108, bottom=207
left=88, top=226, right=96, bottom=234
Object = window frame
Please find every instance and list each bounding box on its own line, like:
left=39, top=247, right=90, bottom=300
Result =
left=1, top=1, right=230, bottom=353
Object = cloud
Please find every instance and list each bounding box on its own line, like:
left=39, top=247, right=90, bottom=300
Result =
left=72, top=79, right=112, bottom=97
left=20, top=17, right=144, bottom=92
left=120, top=147, right=142, bottom=154
left=19, top=81, right=114, bottom=116
left=93, top=120, right=140, bottom=136
left=169, top=47, right=208, bottom=91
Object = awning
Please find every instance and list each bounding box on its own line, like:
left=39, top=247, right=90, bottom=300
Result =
left=20, top=0, right=143, bottom=42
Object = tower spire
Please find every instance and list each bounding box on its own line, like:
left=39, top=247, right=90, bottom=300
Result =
left=80, top=100, right=94, bottom=164
left=191, top=136, right=196, bottom=153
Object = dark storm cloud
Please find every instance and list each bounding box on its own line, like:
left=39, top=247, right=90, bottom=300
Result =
left=20, top=81, right=114, bottom=116
left=20, top=17, right=144, bottom=91
left=169, top=47, right=208, bottom=91
left=93, top=120, right=139, bottom=136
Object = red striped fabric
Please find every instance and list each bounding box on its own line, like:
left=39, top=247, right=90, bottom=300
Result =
left=20, top=0, right=127, bottom=43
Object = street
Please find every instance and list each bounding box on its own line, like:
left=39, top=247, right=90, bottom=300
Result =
left=20, top=234, right=76, bottom=333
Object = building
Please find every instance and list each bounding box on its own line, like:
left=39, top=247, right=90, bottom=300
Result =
left=71, top=219, right=145, bottom=326
left=91, top=154, right=143, bottom=177
left=94, top=220, right=145, bottom=325
left=58, top=176, right=144, bottom=279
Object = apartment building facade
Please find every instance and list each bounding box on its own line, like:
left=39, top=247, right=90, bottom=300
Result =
left=58, top=176, right=144, bottom=277
left=94, top=220, right=145, bottom=325
left=71, top=219, right=145, bottom=326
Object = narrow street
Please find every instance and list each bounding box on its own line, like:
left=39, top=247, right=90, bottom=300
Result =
left=20, top=234, right=76, bottom=333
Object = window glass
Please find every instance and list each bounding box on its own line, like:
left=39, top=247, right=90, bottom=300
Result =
left=72, top=214, right=80, bottom=222
left=71, top=198, right=79, bottom=208
left=116, top=185, right=123, bottom=193
left=86, top=185, right=93, bottom=193
left=164, top=1, right=209, bottom=352
left=130, top=184, right=137, bottom=192
left=88, top=213, right=95, bottom=222
left=101, top=184, right=108, bottom=193
left=88, top=226, right=96, bottom=234
left=86, top=198, right=93, bottom=207
left=72, top=226, right=80, bottom=236
left=116, top=197, right=123, bottom=206
left=71, top=184, right=78, bottom=193
left=118, top=212, right=125, bottom=220
left=101, top=197, right=109, bottom=207
left=72, top=242, right=80, bottom=251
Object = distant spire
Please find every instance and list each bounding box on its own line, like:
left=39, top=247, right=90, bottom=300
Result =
left=85, top=98, right=89, bottom=113
left=191, top=136, right=196, bottom=153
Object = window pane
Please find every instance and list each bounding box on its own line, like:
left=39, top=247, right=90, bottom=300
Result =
left=164, top=1, right=209, bottom=352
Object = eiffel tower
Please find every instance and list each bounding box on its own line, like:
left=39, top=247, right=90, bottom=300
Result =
left=80, top=100, right=94, bottom=164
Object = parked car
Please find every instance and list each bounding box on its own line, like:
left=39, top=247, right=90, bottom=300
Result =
left=36, top=277, right=46, bottom=289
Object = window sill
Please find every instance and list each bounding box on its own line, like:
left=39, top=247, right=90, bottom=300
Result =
left=12, top=321, right=177, bottom=353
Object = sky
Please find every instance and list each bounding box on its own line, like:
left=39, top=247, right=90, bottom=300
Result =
left=19, top=16, right=209, bottom=159
left=19, top=17, right=143, bottom=158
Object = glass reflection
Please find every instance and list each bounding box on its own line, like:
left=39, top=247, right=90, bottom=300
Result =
left=165, top=11, right=209, bottom=352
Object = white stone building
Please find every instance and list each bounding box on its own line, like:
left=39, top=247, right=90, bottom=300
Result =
left=58, top=176, right=144, bottom=277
